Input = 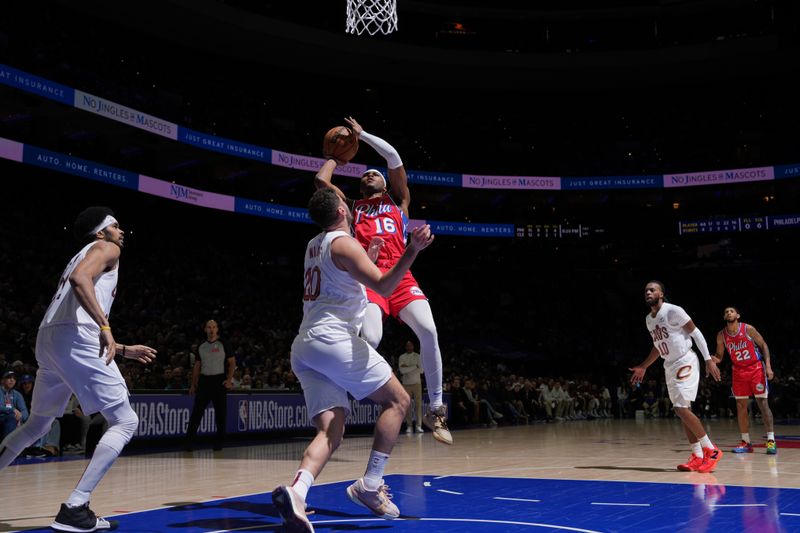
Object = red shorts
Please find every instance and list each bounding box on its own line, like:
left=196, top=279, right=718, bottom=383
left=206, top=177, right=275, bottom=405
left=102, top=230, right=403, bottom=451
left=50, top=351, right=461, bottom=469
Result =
left=366, top=266, right=427, bottom=319
left=732, top=361, right=768, bottom=398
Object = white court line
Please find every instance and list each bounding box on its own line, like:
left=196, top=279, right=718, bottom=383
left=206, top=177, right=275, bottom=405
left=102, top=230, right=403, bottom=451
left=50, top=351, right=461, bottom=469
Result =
left=711, top=503, right=767, bottom=508
left=208, top=517, right=604, bottom=533
left=437, top=489, right=464, bottom=495
left=494, top=496, right=542, bottom=503
left=781, top=512, right=800, bottom=516
left=591, top=502, right=651, bottom=507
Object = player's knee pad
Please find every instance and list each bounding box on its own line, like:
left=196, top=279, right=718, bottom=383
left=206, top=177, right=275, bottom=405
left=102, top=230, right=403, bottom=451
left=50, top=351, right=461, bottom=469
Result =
left=101, top=402, right=139, bottom=448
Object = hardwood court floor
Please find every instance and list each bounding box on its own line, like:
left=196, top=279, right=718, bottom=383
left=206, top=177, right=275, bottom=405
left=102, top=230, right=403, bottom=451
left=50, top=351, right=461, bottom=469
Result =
left=3, top=418, right=799, bottom=531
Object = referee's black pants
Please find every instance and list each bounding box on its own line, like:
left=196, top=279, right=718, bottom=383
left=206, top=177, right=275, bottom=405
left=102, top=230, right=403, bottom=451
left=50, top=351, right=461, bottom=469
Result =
left=186, top=374, right=227, bottom=447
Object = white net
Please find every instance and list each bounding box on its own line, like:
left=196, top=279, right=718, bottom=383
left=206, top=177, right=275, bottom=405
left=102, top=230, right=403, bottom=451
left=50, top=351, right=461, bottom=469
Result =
left=346, top=0, right=398, bottom=36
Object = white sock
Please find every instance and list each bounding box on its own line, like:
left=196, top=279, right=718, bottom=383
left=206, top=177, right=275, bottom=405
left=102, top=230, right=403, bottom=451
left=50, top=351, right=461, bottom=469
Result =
left=698, top=435, right=713, bottom=450
left=767, top=432, right=775, bottom=441
left=692, top=442, right=703, bottom=458
left=742, top=433, right=750, bottom=443
left=66, top=489, right=90, bottom=508
left=291, top=469, right=314, bottom=500
left=363, top=450, right=390, bottom=491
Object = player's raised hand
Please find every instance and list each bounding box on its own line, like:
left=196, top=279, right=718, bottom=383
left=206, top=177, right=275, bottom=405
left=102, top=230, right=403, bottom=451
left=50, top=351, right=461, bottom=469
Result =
left=705, top=359, right=721, bottom=381
left=344, top=116, right=363, bottom=137
left=408, top=224, right=434, bottom=252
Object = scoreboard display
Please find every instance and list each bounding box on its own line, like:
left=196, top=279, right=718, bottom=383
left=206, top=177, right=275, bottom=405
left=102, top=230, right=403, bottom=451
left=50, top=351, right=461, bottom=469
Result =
left=677, top=215, right=794, bottom=235
left=515, top=223, right=603, bottom=239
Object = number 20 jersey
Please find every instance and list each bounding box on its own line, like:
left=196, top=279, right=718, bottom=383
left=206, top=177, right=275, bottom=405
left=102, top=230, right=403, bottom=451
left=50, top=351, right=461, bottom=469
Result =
left=297, top=230, right=367, bottom=341
left=353, top=195, right=408, bottom=265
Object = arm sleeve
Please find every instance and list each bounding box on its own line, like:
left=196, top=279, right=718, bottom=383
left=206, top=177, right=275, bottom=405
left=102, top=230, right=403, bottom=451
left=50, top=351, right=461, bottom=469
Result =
left=360, top=130, right=403, bottom=169
left=690, top=328, right=712, bottom=361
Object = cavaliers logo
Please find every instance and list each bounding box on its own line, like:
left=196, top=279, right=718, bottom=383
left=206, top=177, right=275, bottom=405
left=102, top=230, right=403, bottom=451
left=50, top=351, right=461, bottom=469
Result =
left=676, top=365, right=692, bottom=380
left=756, top=383, right=765, bottom=392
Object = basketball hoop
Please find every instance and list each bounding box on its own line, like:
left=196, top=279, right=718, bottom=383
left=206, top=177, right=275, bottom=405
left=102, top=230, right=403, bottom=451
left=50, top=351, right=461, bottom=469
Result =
left=346, top=0, right=398, bottom=36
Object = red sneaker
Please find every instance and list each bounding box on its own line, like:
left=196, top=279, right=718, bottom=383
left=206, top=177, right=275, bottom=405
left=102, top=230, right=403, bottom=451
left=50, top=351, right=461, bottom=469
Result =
left=677, top=454, right=705, bottom=472
left=696, top=447, right=723, bottom=473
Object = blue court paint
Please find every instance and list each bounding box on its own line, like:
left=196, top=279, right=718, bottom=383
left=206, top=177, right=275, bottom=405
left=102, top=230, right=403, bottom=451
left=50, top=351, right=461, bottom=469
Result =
left=23, top=475, right=800, bottom=532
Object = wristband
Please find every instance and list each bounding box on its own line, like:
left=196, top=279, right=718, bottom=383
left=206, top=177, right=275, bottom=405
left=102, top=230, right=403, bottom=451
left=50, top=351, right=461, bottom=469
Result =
left=100, top=325, right=111, bottom=331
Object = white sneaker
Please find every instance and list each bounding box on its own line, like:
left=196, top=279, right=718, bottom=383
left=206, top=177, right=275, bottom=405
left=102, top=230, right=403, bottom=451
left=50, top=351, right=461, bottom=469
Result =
left=346, top=478, right=399, bottom=519
left=405, top=426, right=412, bottom=434
left=272, top=485, right=314, bottom=532
left=415, top=426, right=424, bottom=433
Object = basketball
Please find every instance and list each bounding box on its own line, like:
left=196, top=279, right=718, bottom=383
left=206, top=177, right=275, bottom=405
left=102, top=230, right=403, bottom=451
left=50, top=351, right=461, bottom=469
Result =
left=323, top=126, right=359, bottom=163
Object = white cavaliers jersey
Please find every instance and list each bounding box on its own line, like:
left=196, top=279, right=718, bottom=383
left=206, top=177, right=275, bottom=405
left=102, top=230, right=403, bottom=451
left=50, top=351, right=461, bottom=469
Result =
left=40, top=241, right=118, bottom=332
left=297, top=230, right=367, bottom=341
left=645, top=302, right=693, bottom=364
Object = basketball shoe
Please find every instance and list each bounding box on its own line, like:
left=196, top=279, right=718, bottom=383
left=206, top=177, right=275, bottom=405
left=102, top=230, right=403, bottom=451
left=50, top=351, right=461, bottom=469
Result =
left=732, top=441, right=753, bottom=453
left=272, top=485, right=314, bottom=532
left=346, top=478, right=400, bottom=519
left=677, top=454, right=705, bottom=472
left=696, top=447, right=723, bottom=473
left=51, top=502, right=118, bottom=532
left=423, top=405, right=453, bottom=445
left=766, top=440, right=778, bottom=455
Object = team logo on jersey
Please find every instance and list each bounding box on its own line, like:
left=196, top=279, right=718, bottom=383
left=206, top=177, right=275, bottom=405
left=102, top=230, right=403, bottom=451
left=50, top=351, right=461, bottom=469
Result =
left=676, top=365, right=692, bottom=380
left=238, top=400, right=249, bottom=431
left=756, top=383, right=765, bottom=392
left=410, top=286, right=424, bottom=296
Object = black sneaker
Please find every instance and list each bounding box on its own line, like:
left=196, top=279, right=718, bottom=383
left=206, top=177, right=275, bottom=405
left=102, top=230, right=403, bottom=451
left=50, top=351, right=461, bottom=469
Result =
left=51, top=502, right=119, bottom=532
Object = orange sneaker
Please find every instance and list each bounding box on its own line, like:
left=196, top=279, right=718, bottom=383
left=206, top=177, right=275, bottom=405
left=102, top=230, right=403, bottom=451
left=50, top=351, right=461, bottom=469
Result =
left=696, top=447, right=723, bottom=473
left=677, top=454, right=705, bottom=472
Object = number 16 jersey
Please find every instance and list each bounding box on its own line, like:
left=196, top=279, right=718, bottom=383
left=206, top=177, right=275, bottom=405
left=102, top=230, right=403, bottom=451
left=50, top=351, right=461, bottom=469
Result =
left=353, top=195, right=408, bottom=265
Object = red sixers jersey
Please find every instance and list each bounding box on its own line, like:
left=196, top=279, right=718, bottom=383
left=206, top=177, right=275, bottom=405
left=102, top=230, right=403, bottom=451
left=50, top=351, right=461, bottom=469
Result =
left=723, top=323, right=762, bottom=368
left=352, top=195, right=408, bottom=265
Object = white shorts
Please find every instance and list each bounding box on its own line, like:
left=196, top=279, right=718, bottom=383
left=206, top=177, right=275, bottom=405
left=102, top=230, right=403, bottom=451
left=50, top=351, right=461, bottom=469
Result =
left=664, top=350, right=699, bottom=409
left=34, top=325, right=129, bottom=416
left=291, top=332, right=392, bottom=420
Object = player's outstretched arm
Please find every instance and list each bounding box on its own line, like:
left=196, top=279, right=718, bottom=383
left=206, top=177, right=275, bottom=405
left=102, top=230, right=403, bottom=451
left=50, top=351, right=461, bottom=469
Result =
left=331, top=225, right=434, bottom=296
left=345, top=116, right=411, bottom=216
left=629, top=346, right=659, bottom=385
left=116, top=344, right=157, bottom=365
left=315, top=159, right=354, bottom=208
